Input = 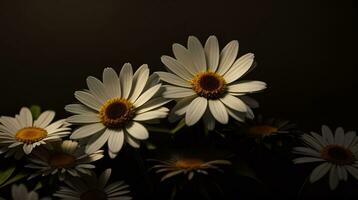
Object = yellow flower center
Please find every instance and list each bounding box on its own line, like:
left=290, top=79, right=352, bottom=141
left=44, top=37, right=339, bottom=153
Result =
left=15, top=127, right=48, bottom=144
left=80, top=189, right=107, bottom=200
left=99, top=98, right=135, bottom=129
left=175, top=158, right=205, bottom=169
left=320, top=144, right=354, bottom=165
left=248, top=125, right=278, bottom=137
left=49, top=153, right=76, bottom=169
left=191, top=72, right=226, bottom=99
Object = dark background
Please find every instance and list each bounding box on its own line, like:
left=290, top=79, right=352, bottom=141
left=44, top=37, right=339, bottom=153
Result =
left=0, top=0, right=357, bottom=199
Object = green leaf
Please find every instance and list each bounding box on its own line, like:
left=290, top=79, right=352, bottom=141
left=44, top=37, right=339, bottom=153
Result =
left=0, top=172, right=27, bottom=188
left=33, top=181, right=43, bottom=191
left=0, top=166, right=16, bottom=186
left=144, top=142, right=157, bottom=150
left=170, top=119, right=186, bottom=134
left=30, top=105, right=41, bottom=120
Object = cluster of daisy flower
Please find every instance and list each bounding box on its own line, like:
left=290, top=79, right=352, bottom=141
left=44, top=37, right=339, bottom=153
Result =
left=0, top=35, right=357, bottom=199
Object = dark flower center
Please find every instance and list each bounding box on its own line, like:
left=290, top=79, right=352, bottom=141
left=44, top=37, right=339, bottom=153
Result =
left=49, top=153, right=76, bottom=169
left=320, top=144, right=354, bottom=165
left=191, top=72, right=226, bottom=99
left=99, top=98, right=135, bottom=129
left=248, top=125, right=278, bottom=137
left=80, top=189, right=107, bottom=200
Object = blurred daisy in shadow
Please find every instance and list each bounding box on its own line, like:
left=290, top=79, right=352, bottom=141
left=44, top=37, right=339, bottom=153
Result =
left=148, top=146, right=232, bottom=199
left=54, top=168, right=132, bottom=200
left=65, top=64, right=169, bottom=158
left=156, top=35, right=266, bottom=130
left=239, top=115, right=297, bottom=149
left=26, top=140, right=104, bottom=181
left=10, top=184, right=50, bottom=200
left=0, top=107, right=70, bottom=159
left=293, top=125, right=358, bottom=190
left=149, top=155, right=231, bottom=182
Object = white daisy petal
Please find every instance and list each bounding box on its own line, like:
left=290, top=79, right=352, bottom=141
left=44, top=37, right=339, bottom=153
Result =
left=119, top=63, right=133, bottom=99
left=228, top=81, right=267, bottom=93
left=107, top=129, right=124, bottom=155
left=223, top=53, right=255, bottom=83
left=162, top=85, right=196, bottom=99
left=19, top=107, right=33, bottom=127
left=66, top=114, right=100, bottom=124
left=33, top=111, right=55, bottom=128
left=155, top=72, right=191, bottom=88
left=204, top=35, right=220, bottom=72
left=208, top=100, right=229, bottom=124
left=343, top=131, right=356, bottom=147
left=103, top=67, right=121, bottom=98
left=187, top=36, right=206, bottom=72
left=292, top=157, right=324, bottom=164
left=129, top=64, right=149, bottom=102
left=302, top=134, right=323, bottom=151
left=219, top=94, right=247, bottom=112
left=71, top=123, right=105, bottom=139
left=226, top=107, right=246, bottom=122
left=309, top=162, right=331, bottom=183
left=239, top=96, right=259, bottom=108
left=216, top=40, right=239, bottom=75
left=172, top=43, right=197, bottom=75
left=322, top=125, right=334, bottom=144
left=65, top=104, right=94, bottom=115
left=86, top=129, right=111, bottom=154
left=293, top=147, right=321, bottom=157
left=329, top=165, right=339, bottom=190
left=99, top=169, right=112, bottom=189
left=203, top=109, right=216, bottom=131
left=125, top=122, right=149, bottom=140
left=23, top=144, right=33, bottom=154
left=86, top=76, right=108, bottom=103
left=75, top=91, right=102, bottom=111
left=125, top=135, right=141, bottom=148
left=345, top=165, right=358, bottom=180
left=334, top=127, right=345, bottom=145
left=144, top=73, right=160, bottom=91
left=134, top=84, right=162, bottom=108
left=136, top=97, right=171, bottom=114
left=185, top=97, right=207, bottom=126
left=310, top=131, right=328, bottom=146
left=133, top=110, right=168, bottom=121
left=0, top=117, right=21, bottom=133
left=161, top=56, right=192, bottom=81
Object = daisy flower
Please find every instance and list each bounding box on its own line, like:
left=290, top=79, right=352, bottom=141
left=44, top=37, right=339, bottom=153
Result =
left=293, top=125, right=358, bottom=190
left=10, top=184, right=50, bottom=200
left=65, top=64, right=169, bottom=158
left=156, top=35, right=266, bottom=130
left=26, top=140, right=104, bottom=181
left=0, top=107, right=70, bottom=158
left=54, top=168, right=132, bottom=200
left=243, top=115, right=296, bottom=138
left=149, top=155, right=231, bottom=181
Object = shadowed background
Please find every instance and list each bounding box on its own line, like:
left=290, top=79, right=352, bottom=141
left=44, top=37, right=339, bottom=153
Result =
left=0, top=0, right=357, bottom=199
left=0, top=0, right=356, bottom=130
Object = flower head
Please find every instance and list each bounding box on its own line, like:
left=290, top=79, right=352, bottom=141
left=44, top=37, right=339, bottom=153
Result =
left=26, top=140, right=104, bottom=181
left=157, top=35, right=266, bottom=130
left=65, top=64, right=169, bottom=158
left=54, top=168, right=132, bottom=200
left=293, top=125, right=358, bottom=190
left=0, top=107, right=70, bottom=158
left=149, top=155, right=231, bottom=181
